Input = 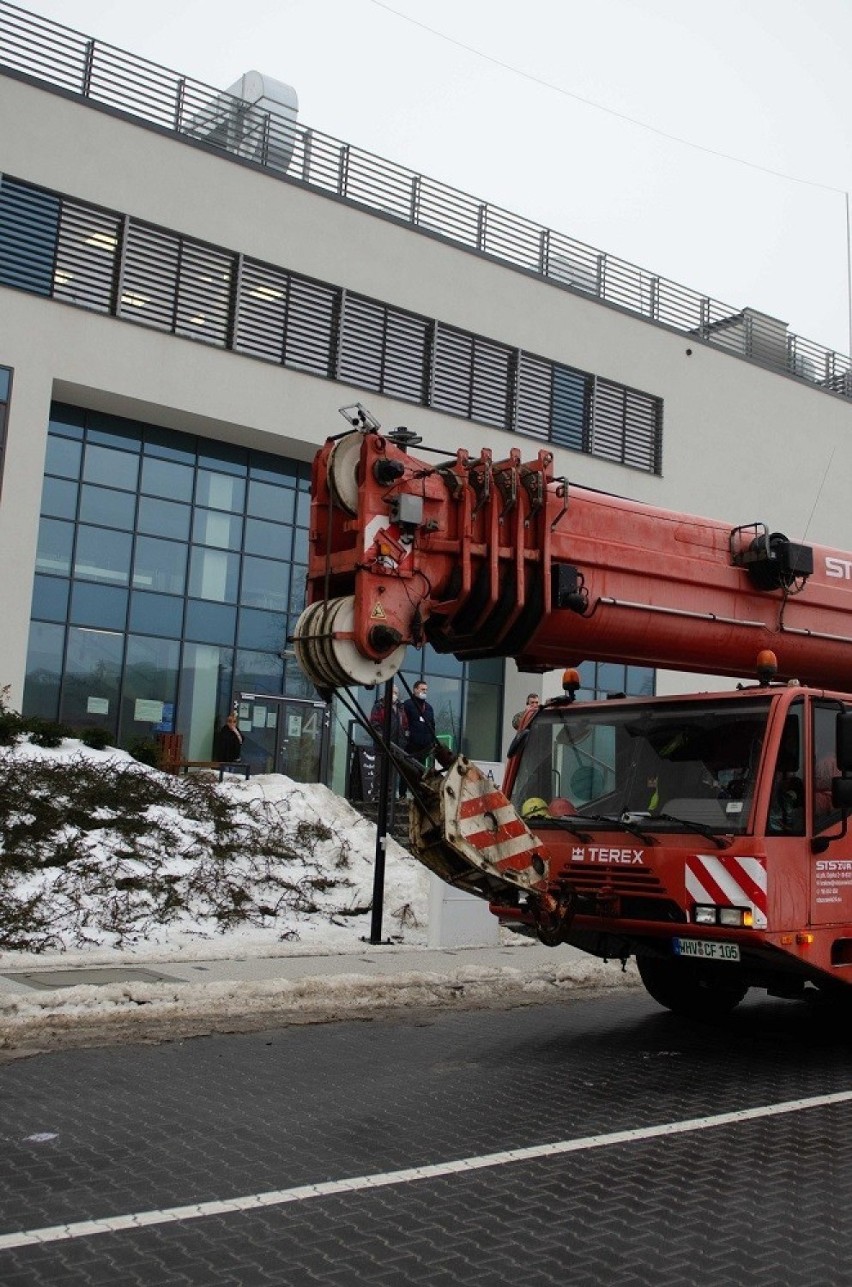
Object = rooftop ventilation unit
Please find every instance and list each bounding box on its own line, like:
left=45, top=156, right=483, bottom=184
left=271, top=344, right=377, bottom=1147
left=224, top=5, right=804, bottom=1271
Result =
left=183, top=70, right=299, bottom=175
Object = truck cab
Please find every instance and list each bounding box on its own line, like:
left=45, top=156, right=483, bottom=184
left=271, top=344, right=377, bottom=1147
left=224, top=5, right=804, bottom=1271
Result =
left=494, top=684, right=852, bottom=1013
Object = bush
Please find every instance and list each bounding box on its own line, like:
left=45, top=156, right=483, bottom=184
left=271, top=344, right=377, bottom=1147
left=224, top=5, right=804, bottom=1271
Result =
left=127, top=737, right=159, bottom=767
left=79, top=726, right=112, bottom=750
left=26, top=718, right=71, bottom=748
left=0, top=684, right=25, bottom=747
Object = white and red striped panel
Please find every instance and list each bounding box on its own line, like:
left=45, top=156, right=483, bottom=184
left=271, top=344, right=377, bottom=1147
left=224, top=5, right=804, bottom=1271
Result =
left=685, top=854, right=768, bottom=929
left=450, top=784, right=545, bottom=882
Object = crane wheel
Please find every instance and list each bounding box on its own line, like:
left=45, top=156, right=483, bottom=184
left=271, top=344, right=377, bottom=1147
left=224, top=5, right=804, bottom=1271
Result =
left=637, top=955, right=748, bottom=1018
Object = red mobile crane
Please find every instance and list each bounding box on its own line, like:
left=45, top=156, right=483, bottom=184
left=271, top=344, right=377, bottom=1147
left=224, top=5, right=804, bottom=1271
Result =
left=294, top=419, right=852, bottom=1015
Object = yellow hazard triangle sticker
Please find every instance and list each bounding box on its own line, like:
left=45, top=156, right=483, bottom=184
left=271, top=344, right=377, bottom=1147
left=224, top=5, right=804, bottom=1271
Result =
left=370, top=602, right=387, bottom=619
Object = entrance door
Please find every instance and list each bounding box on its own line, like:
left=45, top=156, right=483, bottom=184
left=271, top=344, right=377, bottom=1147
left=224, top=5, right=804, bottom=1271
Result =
left=237, top=693, right=330, bottom=783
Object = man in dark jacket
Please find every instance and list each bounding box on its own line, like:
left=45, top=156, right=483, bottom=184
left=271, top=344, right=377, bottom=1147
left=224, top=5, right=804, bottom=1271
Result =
left=371, top=687, right=408, bottom=799
left=402, top=681, right=436, bottom=776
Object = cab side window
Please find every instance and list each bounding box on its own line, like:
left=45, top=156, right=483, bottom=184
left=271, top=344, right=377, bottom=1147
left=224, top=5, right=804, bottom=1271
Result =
left=813, top=703, right=841, bottom=834
left=767, top=707, right=804, bottom=835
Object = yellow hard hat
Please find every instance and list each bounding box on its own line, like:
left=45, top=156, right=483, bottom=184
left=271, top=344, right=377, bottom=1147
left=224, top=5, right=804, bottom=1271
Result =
left=520, top=796, right=549, bottom=819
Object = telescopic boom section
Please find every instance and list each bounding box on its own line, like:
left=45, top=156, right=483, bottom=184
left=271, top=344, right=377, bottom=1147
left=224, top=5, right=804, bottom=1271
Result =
left=293, top=428, right=852, bottom=691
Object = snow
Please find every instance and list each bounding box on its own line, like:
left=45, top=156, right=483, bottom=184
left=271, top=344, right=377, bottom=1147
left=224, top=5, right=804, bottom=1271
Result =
left=0, top=739, right=638, bottom=1050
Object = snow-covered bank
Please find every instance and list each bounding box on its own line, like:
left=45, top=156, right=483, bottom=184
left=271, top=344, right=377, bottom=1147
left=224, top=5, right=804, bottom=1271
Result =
left=0, top=739, right=429, bottom=956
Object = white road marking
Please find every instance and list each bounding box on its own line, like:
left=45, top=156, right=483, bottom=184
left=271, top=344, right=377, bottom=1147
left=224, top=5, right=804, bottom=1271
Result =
left=2, top=1088, right=852, bottom=1250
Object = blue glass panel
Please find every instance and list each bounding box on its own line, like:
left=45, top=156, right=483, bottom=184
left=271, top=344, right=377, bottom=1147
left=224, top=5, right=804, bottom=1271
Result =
left=48, top=404, right=85, bottom=438
left=128, top=591, right=184, bottom=638
left=296, top=489, right=311, bottom=527
left=246, top=480, right=295, bottom=523
left=69, top=582, right=128, bottom=630
left=0, top=367, right=9, bottom=401
left=184, top=599, right=237, bottom=645
left=235, top=649, right=284, bottom=696
left=292, top=528, right=308, bottom=563
left=552, top=366, right=589, bottom=450
left=188, top=546, right=240, bottom=602
left=86, top=411, right=142, bottom=451
left=74, top=525, right=132, bottom=584
left=22, top=621, right=65, bottom=720
left=192, top=508, right=243, bottom=549
left=45, top=436, right=82, bottom=479
left=79, top=484, right=136, bottom=529
left=241, top=556, right=290, bottom=611
left=140, top=455, right=194, bottom=502
left=249, top=451, right=298, bottom=486
left=466, top=655, right=504, bottom=683
left=290, top=565, right=306, bottom=611
left=626, top=665, right=655, bottom=697
left=133, top=536, right=187, bottom=595
left=244, top=517, right=292, bottom=560
left=143, top=424, right=196, bottom=463
left=31, top=574, right=70, bottom=622
left=197, top=441, right=247, bottom=475
left=40, top=476, right=78, bottom=520
left=36, top=517, right=74, bottom=576
left=428, top=650, right=463, bottom=678
left=122, top=635, right=180, bottom=740
left=61, top=626, right=123, bottom=729
left=597, top=662, right=626, bottom=693
left=0, top=179, right=59, bottom=295
left=195, top=469, right=245, bottom=512
left=237, top=607, right=287, bottom=651
left=137, top=495, right=191, bottom=541
left=82, top=443, right=139, bottom=491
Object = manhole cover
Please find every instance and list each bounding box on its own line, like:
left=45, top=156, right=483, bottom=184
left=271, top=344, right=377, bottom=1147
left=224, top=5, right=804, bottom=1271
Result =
left=1, top=967, right=186, bottom=990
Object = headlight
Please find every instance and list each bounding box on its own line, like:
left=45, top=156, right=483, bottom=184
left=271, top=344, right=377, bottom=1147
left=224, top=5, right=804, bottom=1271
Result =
left=719, top=906, right=753, bottom=928
left=694, top=905, right=717, bottom=925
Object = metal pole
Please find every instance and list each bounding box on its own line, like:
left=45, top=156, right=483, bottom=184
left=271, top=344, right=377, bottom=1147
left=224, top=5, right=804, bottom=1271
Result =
left=369, top=677, right=394, bottom=944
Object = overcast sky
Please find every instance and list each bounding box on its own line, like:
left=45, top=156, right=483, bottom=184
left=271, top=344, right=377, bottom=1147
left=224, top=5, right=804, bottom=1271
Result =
left=15, top=0, right=852, bottom=357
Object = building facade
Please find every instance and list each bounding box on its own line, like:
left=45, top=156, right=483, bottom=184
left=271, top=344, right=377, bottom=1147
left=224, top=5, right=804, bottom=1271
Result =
left=1, top=5, right=851, bottom=791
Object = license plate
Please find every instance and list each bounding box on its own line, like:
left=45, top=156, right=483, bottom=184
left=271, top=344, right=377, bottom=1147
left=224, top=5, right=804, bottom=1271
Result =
left=673, top=937, right=740, bottom=962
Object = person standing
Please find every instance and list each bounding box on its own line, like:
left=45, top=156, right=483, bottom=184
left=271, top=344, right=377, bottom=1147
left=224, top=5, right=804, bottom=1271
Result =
left=403, top=680, right=436, bottom=778
left=217, top=712, right=244, bottom=762
left=370, top=687, right=408, bottom=799
left=512, top=693, right=540, bottom=730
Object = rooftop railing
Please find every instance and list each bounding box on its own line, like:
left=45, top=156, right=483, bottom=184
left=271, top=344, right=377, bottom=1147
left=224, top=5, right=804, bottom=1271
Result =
left=1, top=0, right=849, bottom=400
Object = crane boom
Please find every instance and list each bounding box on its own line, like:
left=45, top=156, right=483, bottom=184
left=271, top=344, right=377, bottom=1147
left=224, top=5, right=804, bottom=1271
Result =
left=294, top=427, right=852, bottom=692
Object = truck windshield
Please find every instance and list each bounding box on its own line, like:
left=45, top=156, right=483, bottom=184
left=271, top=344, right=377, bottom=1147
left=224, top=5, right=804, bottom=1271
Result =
left=510, top=697, right=772, bottom=836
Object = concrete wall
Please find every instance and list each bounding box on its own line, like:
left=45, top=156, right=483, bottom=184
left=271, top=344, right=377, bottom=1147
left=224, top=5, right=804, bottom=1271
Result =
left=3, top=71, right=852, bottom=713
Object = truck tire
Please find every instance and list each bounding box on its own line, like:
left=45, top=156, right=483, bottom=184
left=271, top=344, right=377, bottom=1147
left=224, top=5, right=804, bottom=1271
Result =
left=637, top=955, right=748, bottom=1018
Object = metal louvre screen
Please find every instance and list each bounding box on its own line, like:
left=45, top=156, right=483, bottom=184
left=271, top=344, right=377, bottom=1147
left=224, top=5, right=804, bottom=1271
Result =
left=591, top=378, right=661, bottom=471
left=175, top=242, right=233, bottom=345
left=382, top=309, right=428, bottom=403
left=54, top=200, right=119, bottom=312
left=0, top=176, right=59, bottom=295
left=338, top=294, right=385, bottom=391
left=432, top=326, right=474, bottom=416
left=622, top=388, right=661, bottom=472
left=283, top=275, right=337, bottom=376
left=120, top=221, right=180, bottom=330
left=235, top=260, right=289, bottom=361
left=471, top=337, right=513, bottom=428
left=515, top=353, right=551, bottom=441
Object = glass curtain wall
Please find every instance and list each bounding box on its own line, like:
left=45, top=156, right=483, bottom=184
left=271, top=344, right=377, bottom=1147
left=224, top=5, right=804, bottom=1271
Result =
left=23, top=402, right=311, bottom=768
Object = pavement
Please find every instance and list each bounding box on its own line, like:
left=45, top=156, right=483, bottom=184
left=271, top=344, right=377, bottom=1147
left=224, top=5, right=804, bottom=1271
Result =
left=0, top=938, right=641, bottom=1058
